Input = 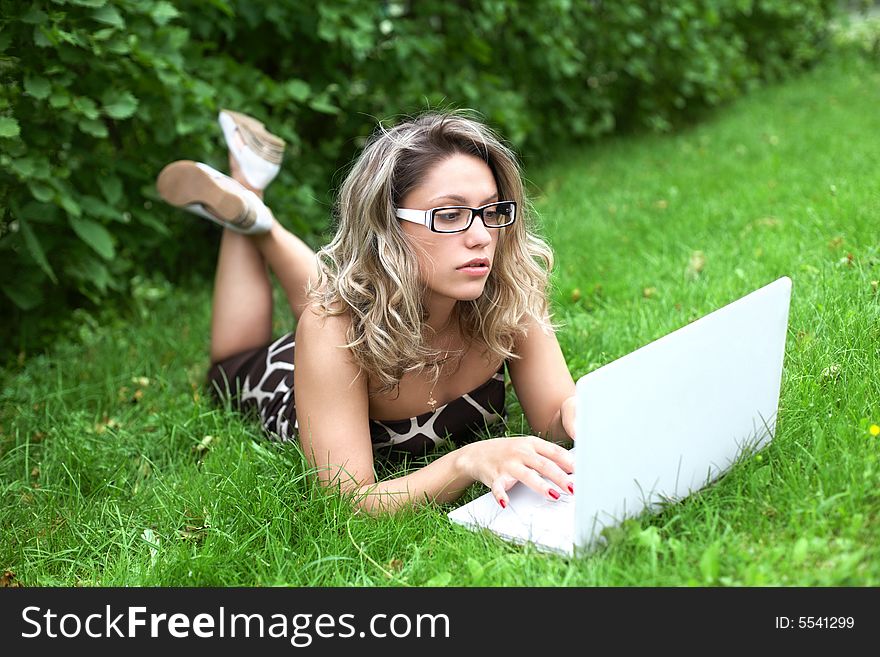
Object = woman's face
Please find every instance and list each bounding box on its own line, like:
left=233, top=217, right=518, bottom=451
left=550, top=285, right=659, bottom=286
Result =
left=398, top=153, right=500, bottom=305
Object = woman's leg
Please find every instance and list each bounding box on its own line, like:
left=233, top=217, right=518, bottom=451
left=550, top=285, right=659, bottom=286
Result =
left=210, top=156, right=319, bottom=363
left=251, top=220, right=319, bottom=322
left=210, top=228, right=273, bottom=363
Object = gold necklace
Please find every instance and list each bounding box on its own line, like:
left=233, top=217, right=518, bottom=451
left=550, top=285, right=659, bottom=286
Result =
left=426, top=317, right=458, bottom=411
left=427, top=350, right=448, bottom=411
left=427, top=342, right=457, bottom=411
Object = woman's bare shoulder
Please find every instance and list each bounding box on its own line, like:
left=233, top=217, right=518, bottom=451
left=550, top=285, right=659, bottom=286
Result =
left=295, top=302, right=362, bottom=376
left=296, top=301, right=352, bottom=340
left=512, top=312, right=555, bottom=344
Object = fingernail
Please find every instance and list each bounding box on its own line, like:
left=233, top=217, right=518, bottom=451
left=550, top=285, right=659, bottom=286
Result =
left=548, top=489, right=560, bottom=500
left=499, top=499, right=507, bottom=509
left=567, top=483, right=574, bottom=495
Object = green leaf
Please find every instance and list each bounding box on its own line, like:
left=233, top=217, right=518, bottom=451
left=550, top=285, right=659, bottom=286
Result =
left=627, top=32, right=646, bottom=48
left=132, top=209, right=170, bottom=236
left=637, top=526, right=662, bottom=550
left=309, top=97, right=340, bottom=115
left=73, top=96, right=100, bottom=120
left=0, top=116, right=21, bottom=138
left=78, top=117, right=109, bottom=137
left=20, top=201, right=59, bottom=223
left=24, top=76, right=52, bottom=100
left=80, top=195, right=119, bottom=220
left=102, top=90, right=138, bottom=120
left=21, top=6, right=48, bottom=25
left=33, top=25, right=52, bottom=48
left=92, top=5, right=125, bottom=28
left=97, top=176, right=123, bottom=205
left=69, top=216, right=115, bottom=260
left=28, top=156, right=51, bottom=179
left=151, top=1, right=181, bottom=26
left=28, top=182, right=54, bottom=203
left=465, top=558, right=484, bottom=582
left=66, top=254, right=111, bottom=294
left=49, top=90, right=70, bottom=108
left=57, top=28, right=86, bottom=48
left=92, top=27, right=116, bottom=41
left=2, top=280, right=44, bottom=310
left=164, top=26, right=189, bottom=51
left=699, top=541, right=721, bottom=584
left=72, top=0, right=109, bottom=7
left=9, top=157, right=35, bottom=177
left=58, top=192, right=82, bottom=218
left=19, top=217, right=58, bottom=284
left=424, top=572, right=452, bottom=587
left=105, top=37, right=131, bottom=55
left=284, top=79, right=311, bottom=102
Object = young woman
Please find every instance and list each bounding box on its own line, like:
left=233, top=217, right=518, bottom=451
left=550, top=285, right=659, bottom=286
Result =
left=157, top=110, right=576, bottom=514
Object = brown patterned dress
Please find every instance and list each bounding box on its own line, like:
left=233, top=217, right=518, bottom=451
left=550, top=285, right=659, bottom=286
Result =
left=207, top=333, right=507, bottom=459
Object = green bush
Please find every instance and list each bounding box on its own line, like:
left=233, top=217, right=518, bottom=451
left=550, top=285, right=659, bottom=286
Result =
left=0, top=0, right=838, bottom=358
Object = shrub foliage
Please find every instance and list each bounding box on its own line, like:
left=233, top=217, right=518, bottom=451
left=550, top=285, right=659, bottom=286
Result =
left=0, top=0, right=837, bottom=353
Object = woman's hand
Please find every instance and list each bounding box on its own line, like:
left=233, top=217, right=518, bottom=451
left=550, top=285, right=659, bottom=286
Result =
left=455, top=436, right=575, bottom=509
left=560, top=395, right=576, bottom=441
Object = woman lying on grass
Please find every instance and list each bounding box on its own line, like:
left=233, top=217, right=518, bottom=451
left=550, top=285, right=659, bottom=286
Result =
left=156, top=110, right=576, bottom=513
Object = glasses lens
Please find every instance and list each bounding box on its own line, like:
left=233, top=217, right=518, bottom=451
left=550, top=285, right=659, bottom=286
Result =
left=431, top=207, right=472, bottom=232
left=482, top=202, right=515, bottom=227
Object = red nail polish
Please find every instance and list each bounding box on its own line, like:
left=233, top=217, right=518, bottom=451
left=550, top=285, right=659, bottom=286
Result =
left=548, top=489, right=560, bottom=500
left=499, top=499, right=507, bottom=509
left=567, top=483, right=574, bottom=494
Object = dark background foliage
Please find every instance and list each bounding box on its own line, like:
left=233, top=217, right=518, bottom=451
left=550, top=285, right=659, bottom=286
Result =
left=0, top=0, right=839, bottom=362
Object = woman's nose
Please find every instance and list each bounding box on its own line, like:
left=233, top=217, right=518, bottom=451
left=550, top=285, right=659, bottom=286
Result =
left=464, top=216, right=492, bottom=245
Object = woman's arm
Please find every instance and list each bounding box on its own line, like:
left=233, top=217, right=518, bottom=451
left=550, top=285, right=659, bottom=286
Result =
left=350, top=435, right=575, bottom=514
left=294, top=306, right=574, bottom=514
left=507, top=316, right=577, bottom=443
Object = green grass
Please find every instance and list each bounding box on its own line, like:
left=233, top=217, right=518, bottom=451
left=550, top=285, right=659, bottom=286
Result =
left=2, top=48, right=879, bottom=587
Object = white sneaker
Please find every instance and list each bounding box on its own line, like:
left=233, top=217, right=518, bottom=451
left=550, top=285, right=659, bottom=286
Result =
left=218, top=109, right=285, bottom=191
left=156, top=160, right=274, bottom=234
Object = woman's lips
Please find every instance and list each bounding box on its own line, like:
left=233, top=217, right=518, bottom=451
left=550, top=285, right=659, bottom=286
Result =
left=457, top=264, right=490, bottom=276
left=457, top=258, right=490, bottom=268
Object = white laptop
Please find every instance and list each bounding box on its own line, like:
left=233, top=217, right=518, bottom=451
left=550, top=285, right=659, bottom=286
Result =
left=448, top=276, right=792, bottom=556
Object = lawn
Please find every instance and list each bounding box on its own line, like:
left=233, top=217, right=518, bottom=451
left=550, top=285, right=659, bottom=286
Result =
left=1, top=47, right=878, bottom=587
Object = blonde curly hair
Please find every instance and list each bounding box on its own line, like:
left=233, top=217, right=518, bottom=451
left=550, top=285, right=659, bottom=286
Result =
left=309, top=111, right=554, bottom=394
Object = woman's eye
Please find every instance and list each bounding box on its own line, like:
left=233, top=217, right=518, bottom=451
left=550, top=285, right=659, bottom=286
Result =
left=436, top=211, right=463, bottom=222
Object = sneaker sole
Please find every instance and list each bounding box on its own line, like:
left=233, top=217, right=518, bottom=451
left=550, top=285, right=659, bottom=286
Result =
left=220, top=109, right=285, bottom=163
left=156, top=160, right=246, bottom=224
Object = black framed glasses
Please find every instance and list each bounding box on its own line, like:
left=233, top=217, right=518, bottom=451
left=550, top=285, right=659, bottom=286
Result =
left=395, top=201, right=517, bottom=234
